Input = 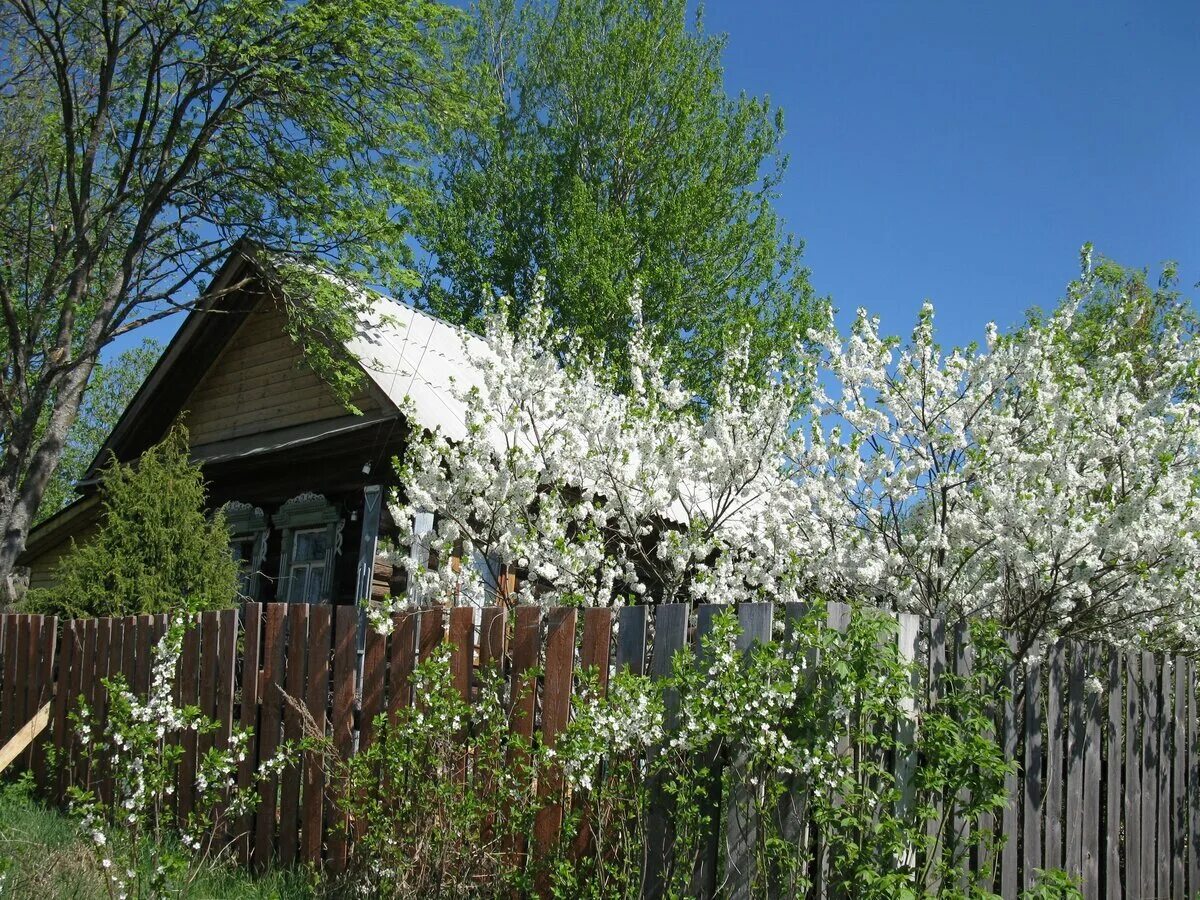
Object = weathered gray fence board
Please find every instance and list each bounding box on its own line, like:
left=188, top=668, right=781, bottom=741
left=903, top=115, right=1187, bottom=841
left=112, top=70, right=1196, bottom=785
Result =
left=1022, top=643, right=1043, bottom=891
left=726, top=603, right=773, bottom=900
left=1140, top=651, right=1158, bottom=900
left=1082, top=643, right=1102, bottom=898
left=1105, top=651, right=1123, bottom=900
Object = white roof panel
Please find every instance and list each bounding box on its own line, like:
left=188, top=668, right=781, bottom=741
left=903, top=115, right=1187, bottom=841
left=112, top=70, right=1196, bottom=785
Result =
left=346, top=293, right=486, bottom=443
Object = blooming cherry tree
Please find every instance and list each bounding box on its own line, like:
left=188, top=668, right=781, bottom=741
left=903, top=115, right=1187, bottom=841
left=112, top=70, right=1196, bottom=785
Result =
left=390, top=251, right=1200, bottom=648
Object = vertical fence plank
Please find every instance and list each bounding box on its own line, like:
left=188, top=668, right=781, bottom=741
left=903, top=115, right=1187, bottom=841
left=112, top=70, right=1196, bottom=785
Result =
left=448, top=606, right=474, bottom=704
left=1189, top=659, right=1199, bottom=899
left=1124, top=652, right=1142, bottom=898
left=1082, top=643, right=1102, bottom=898
left=726, top=603, right=774, bottom=900
left=506, top=605, right=542, bottom=868
left=1173, top=656, right=1187, bottom=899
left=386, top=611, right=417, bottom=718
left=998, top=635, right=1020, bottom=898
left=925, top=615, right=947, bottom=894
left=198, top=612, right=221, bottom=762
left=31, top=615, right=57, bottom=787
left=645, top=603, right=689, bottom=900
left=90, top=618, right=112, bottom=803
left=79, top=618, right=98, bottom=791
left=1157, top=657, right=1172, bottom=900
left=51, top=621, right=77, bottom=802
left=533, top=607, right=577, bottom=888
left=615, top=604, right=648, bottom=676
left=0, top=614, right=18, bottom=743
left=1022, top=642, right=1043, bottom=891
left=235, top=604, right=263, bottom=866
left=214, top=608, right=238, bottom=753
left=178, top=617, right=202, bottom=825
left=301, top=605, right=331, bottom=866
left=278, top=603, right=309, bottom=867
left=326, top=604, right=358, bottom=875
left=1140, top=651, right=1158, bottom=900
left=1045, top=641, right=1066, bottom=873
left=570, top=607, right=614, bottom=863
left=1065, top=641, right=1085, bottom=879
left=418, top=606, right=445, bottom=662
left=254, top=602, right=287, bottom=868
left=360, top=613, right=387, bottom=750
left=1105, top=650, right=1123, bottom=900
left=689, top=604, right=724, bottom=900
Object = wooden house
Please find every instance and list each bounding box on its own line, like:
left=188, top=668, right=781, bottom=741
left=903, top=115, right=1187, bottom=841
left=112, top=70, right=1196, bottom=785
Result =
left=19, top=246, right=486, bottom=608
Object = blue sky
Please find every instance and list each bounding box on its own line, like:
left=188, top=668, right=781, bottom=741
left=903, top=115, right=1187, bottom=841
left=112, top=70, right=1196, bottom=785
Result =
left=703, top=0, right=1200, bottom=349
left=115, top=1, right=1198, bottom=360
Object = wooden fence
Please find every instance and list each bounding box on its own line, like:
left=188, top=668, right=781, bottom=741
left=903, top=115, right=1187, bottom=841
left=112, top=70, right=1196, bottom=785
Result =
left=2, top=601, right=1199, bottom=898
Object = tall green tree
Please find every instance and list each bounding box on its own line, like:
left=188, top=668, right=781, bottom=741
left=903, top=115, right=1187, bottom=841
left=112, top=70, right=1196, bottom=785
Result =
left=37, top=339, right=160, bottom=522
left=0, top=0, right=470, bottom=596
left=25, top=425, right=239, bottom=618
left=416, top=0, right=821, bottom=399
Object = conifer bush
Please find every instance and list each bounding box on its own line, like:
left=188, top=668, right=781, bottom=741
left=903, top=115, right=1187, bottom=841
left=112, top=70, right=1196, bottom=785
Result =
left=26, top=425, right=239, bottom=618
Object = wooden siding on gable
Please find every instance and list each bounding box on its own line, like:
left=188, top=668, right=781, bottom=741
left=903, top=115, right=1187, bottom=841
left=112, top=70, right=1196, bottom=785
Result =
left=181, top=301, right=377, bottom=445
left=27, top=520, right=100, bottom=593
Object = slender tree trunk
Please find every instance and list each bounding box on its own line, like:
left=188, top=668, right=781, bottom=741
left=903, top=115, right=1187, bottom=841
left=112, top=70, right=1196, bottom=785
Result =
left=0, top=357, right=95, bottom=604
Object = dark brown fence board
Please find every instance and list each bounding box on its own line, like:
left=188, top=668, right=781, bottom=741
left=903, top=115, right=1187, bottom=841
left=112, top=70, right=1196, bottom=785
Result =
left=278, top=603, right=309, bottom=867
left=1, top=613, right=17, bottom=742
left=326, top=604, right=357, bottom=875
left=581, top=608, right=612, bottom=693
left=235, top=603, right=263, bottom=866
left=418, top=606, right=445, bottom=663
left=254, top=602, right=286, bottom=867
left=90, top=617, right=111, bottom=803
left=506, top=605, right=542, bottom=866
left=301, top=604, right=331, bottom=866
left=199, top=612, right=221, bottom=761
left=51, top=621, right=77, bottom=802
left=448, top=606, right=473, bottom=704
left=178, top=618, right=202, bottom=825
left=386, top=611, right=417, bottom=718
left=360, top=613, right=386, bottom=750
left=534, top=607, right=577, bottom=884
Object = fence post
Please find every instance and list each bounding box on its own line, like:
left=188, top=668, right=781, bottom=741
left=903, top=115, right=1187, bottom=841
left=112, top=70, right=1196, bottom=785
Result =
left=644, top=603, right=688, bottom=900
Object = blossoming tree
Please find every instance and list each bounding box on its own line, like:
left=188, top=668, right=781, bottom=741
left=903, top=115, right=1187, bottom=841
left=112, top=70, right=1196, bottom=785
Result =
left=390, top=251, right=1200, bottom=649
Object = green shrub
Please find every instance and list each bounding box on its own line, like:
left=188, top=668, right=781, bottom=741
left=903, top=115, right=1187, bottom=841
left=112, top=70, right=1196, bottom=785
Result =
left=26, top=425, right=238, bottom=618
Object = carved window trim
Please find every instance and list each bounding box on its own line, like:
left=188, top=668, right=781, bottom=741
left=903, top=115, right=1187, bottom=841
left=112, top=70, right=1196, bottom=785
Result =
left=223, top=501, right=269, bottom=600
left=273, top=493, right=343, bottom=603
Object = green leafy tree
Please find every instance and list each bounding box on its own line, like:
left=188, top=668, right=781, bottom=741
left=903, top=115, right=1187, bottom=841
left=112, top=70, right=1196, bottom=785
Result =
left=0, top=0, right=471, bottom=595
left=416, top=0, right=821, bottom=400
left=37, top=339, right=160, bottom=522
left=25, top=425, right=239, bottom=618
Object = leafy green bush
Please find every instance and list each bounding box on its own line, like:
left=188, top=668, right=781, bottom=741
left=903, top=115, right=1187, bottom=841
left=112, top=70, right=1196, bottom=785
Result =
left=26, top=425, right=238, bottom=618
left=341, top=604, right=1013, bottom=898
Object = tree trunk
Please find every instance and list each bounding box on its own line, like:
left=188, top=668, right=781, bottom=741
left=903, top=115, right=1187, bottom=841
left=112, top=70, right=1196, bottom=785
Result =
left=0, top=358, right=95, bottom=605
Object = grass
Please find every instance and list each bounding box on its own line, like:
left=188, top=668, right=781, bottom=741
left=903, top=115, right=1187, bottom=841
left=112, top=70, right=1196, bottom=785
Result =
left=0, top=777, right=317, bottom=899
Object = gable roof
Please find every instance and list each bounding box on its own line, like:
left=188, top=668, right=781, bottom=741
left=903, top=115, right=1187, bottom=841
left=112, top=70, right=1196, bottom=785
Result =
left=88, top=246, right=483, bottom=479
